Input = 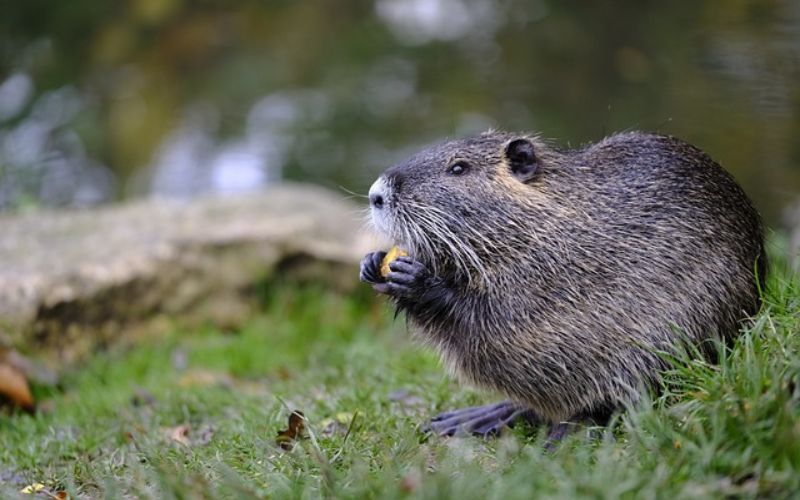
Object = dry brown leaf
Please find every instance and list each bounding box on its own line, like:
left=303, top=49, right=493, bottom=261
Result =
left=276, top=410, right=305, bottom=450
left=161, top=423, right=214, bottom=447
left=0, top=362, right=34, bottom=412
left=165, top=424, right=191, bottom=446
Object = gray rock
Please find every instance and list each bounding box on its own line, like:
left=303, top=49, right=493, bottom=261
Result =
left=0, top=184, right=382, bottom=365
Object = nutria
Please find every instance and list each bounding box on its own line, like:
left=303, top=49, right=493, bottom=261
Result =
left=359, top=131, right=766, bottom=442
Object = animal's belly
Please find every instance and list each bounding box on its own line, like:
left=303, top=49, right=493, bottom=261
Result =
left=432, top=327, right=657, bottom=422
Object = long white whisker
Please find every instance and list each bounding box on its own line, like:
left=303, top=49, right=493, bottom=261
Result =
left=404, top=202, right=491, bottom=287
left=337, top=185, right=369, bottom=199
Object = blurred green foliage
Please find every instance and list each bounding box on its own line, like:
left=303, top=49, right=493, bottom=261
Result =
left=0, top=0, right=798, bottom=222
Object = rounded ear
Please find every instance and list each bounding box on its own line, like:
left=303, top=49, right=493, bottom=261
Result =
left=505, top=138, right=539, bottom=183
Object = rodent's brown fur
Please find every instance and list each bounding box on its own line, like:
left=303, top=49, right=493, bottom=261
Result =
left=371, top=130, right=766, bottom=423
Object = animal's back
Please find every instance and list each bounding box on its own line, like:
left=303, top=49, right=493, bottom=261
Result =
left=573, top=132, right=765, bottom=339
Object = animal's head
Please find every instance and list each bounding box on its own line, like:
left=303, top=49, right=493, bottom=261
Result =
left=368, top=131, right=558, bottom=285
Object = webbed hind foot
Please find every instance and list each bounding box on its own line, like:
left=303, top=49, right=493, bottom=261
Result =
left=425, top=401, right=540, bottom=437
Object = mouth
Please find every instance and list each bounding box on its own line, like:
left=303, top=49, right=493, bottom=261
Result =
left=369, top=203, right=394, bottom=238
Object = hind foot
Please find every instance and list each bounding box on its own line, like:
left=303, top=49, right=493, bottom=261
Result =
left=425, top=401, right=540, bottom=437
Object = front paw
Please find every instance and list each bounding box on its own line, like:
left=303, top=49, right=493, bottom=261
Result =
left=359, top=251, right=387, bottom=284
left=383, top=256, right=429, bottom=299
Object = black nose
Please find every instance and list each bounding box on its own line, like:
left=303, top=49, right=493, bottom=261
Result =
left=370, top=193, right=384, bottom=209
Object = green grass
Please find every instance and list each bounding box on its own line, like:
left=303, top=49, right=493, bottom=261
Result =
left=1, top=258, right=798, bottom=499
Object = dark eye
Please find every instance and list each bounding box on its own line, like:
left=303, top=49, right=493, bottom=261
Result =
left=448, top=161, right=469, bottom=176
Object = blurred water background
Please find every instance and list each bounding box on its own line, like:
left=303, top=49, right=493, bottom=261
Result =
left=0, top=0, right=798, bottom=226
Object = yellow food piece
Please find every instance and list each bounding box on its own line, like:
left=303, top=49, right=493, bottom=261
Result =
left=381, top=246, right=408, bottom=277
